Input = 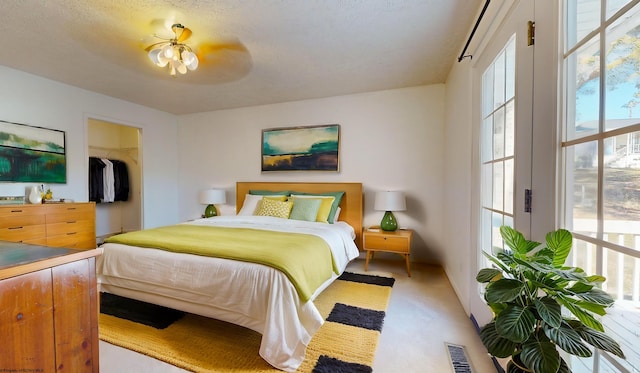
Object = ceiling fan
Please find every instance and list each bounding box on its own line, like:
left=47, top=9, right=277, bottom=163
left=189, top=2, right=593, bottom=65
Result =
left=144, top=21, right=251, bottom=80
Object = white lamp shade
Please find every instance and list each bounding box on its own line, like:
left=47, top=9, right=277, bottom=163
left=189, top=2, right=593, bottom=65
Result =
left=374, top=191, right=406, bottom=212
left=198, top=189, right=226, bottom=205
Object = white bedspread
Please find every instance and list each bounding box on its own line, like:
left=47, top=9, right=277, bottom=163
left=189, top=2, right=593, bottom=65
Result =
left=97, top=216, right=360, bottom=371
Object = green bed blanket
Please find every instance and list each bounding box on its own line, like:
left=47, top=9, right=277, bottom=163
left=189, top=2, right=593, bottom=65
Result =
left=104, top=224, right=338, bottom=302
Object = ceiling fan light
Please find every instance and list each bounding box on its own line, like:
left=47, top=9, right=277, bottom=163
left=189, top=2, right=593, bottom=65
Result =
left=148, top=49, right=162, bottom=65
left=174, top=60, right=187, bottom=74
left=156, top=53, right=170, bottom=67
left=181, top=50, right=195, bottom=65
left=162, top=44, right=174, bottom=59
left=186, top=56, right=199, bottom=71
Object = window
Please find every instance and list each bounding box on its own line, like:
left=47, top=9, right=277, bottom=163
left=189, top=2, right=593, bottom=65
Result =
left=562, top=0, right=640, bottom=371
left=480, top=37, right=517, bottom=260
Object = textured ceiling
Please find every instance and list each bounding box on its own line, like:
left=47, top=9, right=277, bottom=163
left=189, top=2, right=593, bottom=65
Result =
left=0, top=0, right=481, bottom=115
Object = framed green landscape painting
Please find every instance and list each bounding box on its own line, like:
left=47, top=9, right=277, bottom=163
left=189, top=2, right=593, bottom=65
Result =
left=262, top=124, right=340, bottom=171
left=0, top=120, right=66, bottom=183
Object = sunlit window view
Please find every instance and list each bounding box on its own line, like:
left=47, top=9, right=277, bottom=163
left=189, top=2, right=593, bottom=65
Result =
left=563, top=0, right=640, bottom=372
left=480, top=37, right=515, bottom=261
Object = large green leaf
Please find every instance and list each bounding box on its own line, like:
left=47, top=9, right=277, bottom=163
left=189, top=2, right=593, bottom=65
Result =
left=486, top=279, right=525, bottom=303
left=569, top=321, right=626, bottom=358
left=531, top=248, right=554, bottom=265
left=568, top=282, right=593, bottom=294
left=496, top=305, right=536, bottom=343
left=576, top=288, right=615, bottom=306
left=477, top=268, right=503, bottom=283
left=574, top=300, right=607, bottom=316
left=543, top=323, right=592, bottom=357
left=557, top=357, right=571, bottom=373
left=480, top=321, right=519, bottom=358
left=520, top=339, right=560, bottom=373
left=550, top=267, right=587, bottom=281
left=585, top=275, right=606, bottom=283
left=501, top=226, right=540, bottom=255
left=483, top=251, right=512, bottom=273
left=533, top=297, right=562, bottom=328
left=546, top=229, right=573, bottom=267
left=557, top=295, right=605, bottom=332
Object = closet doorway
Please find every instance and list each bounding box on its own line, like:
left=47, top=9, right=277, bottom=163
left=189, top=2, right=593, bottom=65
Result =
left=88, top=119, right=142, bottom=243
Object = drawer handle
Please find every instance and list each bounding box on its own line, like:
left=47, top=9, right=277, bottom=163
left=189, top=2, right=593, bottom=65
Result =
left=66, top=207, right=77, bottom=210
left=8, top=226, right=23, bottom=230
left=10, top=209, right=23, bottom=213
left=66, top=232, right=77, bottom=235
left=383, top=237, right=387, bottom=240
left=66, top=221, right=77, bottom=224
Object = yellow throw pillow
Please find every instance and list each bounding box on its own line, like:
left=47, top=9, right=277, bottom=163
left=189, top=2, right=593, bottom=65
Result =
left=290, top=195, right=335, bottom=223
left=255, top=197, right=293, bottom=218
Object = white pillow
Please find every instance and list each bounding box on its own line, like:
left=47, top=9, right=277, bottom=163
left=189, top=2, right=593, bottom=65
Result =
left=332, top=207, right=341, bottom=223
left=237, top=194, right=263, bottom=216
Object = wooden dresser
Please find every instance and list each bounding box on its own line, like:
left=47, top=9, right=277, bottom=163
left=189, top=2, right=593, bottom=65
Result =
left=0, top=202, right=96, bottom=250
left=0, top=242, right=101, bottom=372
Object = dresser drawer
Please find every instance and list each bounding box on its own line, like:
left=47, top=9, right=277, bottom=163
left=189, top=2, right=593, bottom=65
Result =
left=364, top=234, right=410, bottom=253
left=46, top=232, right=96, bottom=250
left=46, top=220, right=94, bottom=236
left=0, top=225, right=47, bottom=242
left=45, top=204, right=94, bottom=224
left=0, top=214, right=45, bottom=229
left=0, top=205, right=45, bottom=219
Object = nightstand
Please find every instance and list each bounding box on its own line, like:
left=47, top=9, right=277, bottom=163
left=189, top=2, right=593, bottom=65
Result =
left=363, top=228, right=413, bottom=277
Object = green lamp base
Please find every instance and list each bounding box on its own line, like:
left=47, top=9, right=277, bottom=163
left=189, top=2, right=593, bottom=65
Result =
left=204, top=204, right=218, bottom=218
left=380, top=211, right=398, bottom=231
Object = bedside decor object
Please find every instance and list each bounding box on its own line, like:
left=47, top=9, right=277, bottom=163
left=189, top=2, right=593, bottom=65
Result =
left=0, top=120, right=66, bottom=183
left=199, top=189, right=226, bottom=217
left=374, top=191, right=406, bottom=231
left=261, top=124, right=339, bottom=171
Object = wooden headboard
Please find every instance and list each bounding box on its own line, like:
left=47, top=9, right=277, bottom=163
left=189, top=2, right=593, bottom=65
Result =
left=236, top=182, right=364, bottom=249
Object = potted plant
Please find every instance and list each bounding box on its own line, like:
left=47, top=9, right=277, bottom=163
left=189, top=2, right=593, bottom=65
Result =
left=476, top=226, right=626, bottom=373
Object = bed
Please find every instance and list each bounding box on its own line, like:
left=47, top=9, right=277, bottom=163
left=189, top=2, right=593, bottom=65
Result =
left=97, top=182, right=363, bottom=371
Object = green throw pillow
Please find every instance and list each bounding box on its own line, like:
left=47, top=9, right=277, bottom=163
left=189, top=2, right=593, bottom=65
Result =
left=293, top=191, right=345, bottom=223
left=289, top=198, right=322, bottom=222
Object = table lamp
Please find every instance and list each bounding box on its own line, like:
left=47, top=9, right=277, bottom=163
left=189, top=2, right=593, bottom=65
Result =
left=198, top=189, right=226, bottom=217
left=374, top=191, right=406, bottom=231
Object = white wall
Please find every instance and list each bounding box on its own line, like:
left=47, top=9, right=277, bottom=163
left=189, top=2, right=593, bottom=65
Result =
left=0, top=66, right=180, bottom=229
left=178, top=86, right=446, bottom=263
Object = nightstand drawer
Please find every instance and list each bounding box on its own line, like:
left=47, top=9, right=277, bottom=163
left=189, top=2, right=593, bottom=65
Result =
left=364, top=234, right=409, bottom=253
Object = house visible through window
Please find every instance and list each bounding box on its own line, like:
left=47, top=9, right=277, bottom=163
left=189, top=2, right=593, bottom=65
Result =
left=562, top=0, right=640, bottom=371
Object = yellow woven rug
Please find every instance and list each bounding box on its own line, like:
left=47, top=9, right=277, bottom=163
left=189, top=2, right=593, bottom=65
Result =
left=99, top=272, right=395, bottom=372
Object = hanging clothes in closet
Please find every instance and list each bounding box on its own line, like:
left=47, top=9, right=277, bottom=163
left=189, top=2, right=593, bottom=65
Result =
left=89, top=157, right=130, bottom=203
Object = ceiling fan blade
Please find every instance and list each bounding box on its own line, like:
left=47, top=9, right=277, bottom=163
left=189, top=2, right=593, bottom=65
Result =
left=177, top=27, right=192, bottom=42
left=196, top=40, right=249, bottom=58
left=144, top=41, right=168, bottom=52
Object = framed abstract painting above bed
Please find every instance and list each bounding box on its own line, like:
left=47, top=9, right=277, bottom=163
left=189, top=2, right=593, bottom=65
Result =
left=261, top=124, right=340, bottom=172
left=97, top=181, right=363, bottom=372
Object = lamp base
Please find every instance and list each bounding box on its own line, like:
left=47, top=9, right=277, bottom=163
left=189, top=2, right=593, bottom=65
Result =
left=380, top=211, right=398, bottom=231
left=204, top=204, right=218, bottom=218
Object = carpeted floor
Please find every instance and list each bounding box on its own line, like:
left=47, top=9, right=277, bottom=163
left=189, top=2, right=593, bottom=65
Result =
left=98, top=272, right=395, bottom=372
